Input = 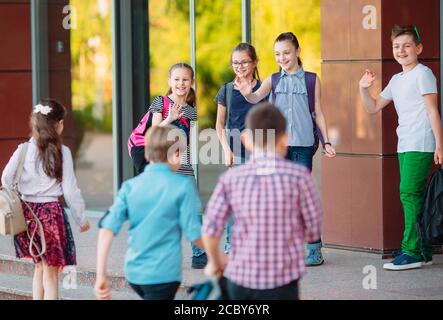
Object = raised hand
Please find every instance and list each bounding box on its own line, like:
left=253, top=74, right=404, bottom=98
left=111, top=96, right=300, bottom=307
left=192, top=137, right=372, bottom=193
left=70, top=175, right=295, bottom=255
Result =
left=167, top=102, right=184, bottom=122
left=234, top=75, right=253, bottom=97
left=359, top=69, right=376, bottom=89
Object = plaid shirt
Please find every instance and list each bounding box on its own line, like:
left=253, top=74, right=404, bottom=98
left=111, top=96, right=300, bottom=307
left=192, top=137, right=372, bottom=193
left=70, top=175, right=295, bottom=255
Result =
left=203, top=153, right=322, bottom=290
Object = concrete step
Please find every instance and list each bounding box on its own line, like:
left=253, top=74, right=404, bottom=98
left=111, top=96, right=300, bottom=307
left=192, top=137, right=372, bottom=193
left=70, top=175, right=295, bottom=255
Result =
left=0, top=254, right=195, bottom=300
left=0, top=272, right=139, bottom=300
left=0, top=254, right=130, bottom=292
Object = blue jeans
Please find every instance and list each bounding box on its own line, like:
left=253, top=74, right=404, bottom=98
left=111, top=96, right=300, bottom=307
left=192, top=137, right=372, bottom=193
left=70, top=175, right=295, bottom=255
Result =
left=285, top=146, right=320, bottom=246
left=192, top=237, right=205, bottom=257
left=129, top=281, right=180, bottom=300
left=182, top=176, right=205, bottom=257
left=285, top=146, right=314, bottom=172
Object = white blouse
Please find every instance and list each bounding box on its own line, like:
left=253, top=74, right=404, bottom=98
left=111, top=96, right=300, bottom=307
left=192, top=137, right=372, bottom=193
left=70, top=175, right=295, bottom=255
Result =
left=1, top=138, right=86, bottom=227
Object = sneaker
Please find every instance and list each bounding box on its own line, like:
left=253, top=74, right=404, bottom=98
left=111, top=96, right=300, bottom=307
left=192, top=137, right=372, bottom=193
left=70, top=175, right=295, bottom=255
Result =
left=383, top=253, right=422, bottom=271
left=391, top=250, right=403, bottom=258
left=192, top=253, right=208, bottom=269
left=306, top=242, right=324, bottom=267
left=421, top=254, right=433, bottom=266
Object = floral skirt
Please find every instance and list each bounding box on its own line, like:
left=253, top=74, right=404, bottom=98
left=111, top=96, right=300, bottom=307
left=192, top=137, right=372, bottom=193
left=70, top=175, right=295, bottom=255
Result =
left=14, top=201, right=76, bottom=268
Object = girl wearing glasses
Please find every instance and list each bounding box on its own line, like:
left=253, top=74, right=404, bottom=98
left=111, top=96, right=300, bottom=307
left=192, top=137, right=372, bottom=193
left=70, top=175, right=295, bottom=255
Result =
left=214, top=43, right=264, bottom=254
left=215, top=43, right=263, bottom=168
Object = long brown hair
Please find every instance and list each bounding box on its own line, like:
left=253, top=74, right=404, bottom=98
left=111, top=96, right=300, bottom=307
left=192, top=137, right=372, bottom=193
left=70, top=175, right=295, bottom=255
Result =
left=30, top=99, right=66, bottom=182
left=275, top=32, right=303, bottom=67
left=166, top=63, right=196, bottom=107
left=231, top=42, right=261, bottom=81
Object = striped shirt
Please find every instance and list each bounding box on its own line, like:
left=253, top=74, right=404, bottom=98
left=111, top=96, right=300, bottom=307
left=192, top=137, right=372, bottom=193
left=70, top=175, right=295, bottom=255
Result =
left=203, top=153, right=322, bottom=289
left=149, top=96, right=197, bottom=176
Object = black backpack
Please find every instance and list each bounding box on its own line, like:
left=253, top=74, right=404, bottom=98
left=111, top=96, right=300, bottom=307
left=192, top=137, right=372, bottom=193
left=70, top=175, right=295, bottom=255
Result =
left=417, top=168, right=443, bottom=246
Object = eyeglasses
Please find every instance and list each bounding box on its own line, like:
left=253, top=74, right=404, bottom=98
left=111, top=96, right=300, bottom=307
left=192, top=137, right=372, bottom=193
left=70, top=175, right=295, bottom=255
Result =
left=231, top=60, right=253, bottom=68
left=392, top=25, right=421, bottom=43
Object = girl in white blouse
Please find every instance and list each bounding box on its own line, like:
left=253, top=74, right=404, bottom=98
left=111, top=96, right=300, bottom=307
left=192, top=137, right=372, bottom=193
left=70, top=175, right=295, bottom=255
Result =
left=1, top=99, right=90, bottom=300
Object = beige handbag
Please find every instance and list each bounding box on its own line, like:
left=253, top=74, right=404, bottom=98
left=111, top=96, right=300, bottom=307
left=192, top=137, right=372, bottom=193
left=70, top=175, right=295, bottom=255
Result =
left=0, top=143, right=29, bottom=236
left=0, top=143, right=46, bottom=258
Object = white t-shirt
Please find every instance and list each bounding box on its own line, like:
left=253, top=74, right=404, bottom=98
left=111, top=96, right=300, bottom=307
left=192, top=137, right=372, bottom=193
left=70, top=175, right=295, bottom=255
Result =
left=380, top=63, right=438, bottom=153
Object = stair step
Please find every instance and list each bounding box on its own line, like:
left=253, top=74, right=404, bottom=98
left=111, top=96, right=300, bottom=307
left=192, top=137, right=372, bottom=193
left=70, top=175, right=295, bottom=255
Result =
left=0, top=254, right=194, bottom=300
left=0, top=254, right=131, bottom=292
left=0, top=272, right=140, bottom=300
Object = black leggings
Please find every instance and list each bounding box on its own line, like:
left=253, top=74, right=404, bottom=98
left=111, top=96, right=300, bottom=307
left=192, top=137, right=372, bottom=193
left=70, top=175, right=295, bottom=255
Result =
left=129, top=281, right=180, bottom=300
left=225, top=278, right=299, bottom=300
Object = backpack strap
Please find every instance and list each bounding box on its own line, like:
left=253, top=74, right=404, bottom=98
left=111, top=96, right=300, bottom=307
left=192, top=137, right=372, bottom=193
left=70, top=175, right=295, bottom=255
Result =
left=304, top=71, right=325, bottom=146
left=305, top=72, right=316, bottom=114
left=271, top=72, right=281, bottom=103
left=162, top=96, right=170, bottom=119
left=225, top=82, right=234, bottom=130
left=13, top=143, right=29, bottom=190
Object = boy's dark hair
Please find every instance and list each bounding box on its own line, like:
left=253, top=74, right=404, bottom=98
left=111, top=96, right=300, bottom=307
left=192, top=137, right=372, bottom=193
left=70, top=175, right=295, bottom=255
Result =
left=275, top=32, right=302, bottom=67
left=391, top=25, right=421, bottom=45
left=245, top=102, right=286, bottom=148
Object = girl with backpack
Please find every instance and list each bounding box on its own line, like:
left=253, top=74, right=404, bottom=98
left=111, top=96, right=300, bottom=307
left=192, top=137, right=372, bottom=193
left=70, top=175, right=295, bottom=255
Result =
left=1, top=99, right=90, bottom=300
left=236, top=32, right=336, bottom=266
left=215, top=43, right=265, bottom=253
left=216, top=43, right=263, bottom=167
left=149, top=62, right=207, bottom=269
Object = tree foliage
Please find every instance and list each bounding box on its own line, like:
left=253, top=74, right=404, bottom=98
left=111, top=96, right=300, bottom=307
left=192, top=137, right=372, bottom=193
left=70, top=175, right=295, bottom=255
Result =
left=70, top=0, right=320, bottom=131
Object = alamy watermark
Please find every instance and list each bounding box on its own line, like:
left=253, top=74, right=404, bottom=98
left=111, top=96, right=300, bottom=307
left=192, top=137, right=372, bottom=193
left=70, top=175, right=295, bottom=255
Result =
left=362, top=265, right=377, bottom=290
left=62, top=5, right=77, bottom=30
left=62, top=266, right=78, bottom=290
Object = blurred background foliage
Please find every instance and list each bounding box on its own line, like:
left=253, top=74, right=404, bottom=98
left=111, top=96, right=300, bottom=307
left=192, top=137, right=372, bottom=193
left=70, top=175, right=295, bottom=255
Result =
left=71, top=0, right=113, bottom=134
left=70, top=0, right=320, bottom=132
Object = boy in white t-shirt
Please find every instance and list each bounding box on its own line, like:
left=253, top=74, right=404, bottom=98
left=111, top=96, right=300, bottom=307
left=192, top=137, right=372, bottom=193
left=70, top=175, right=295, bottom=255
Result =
left=359, top=25, right=443, bottom=271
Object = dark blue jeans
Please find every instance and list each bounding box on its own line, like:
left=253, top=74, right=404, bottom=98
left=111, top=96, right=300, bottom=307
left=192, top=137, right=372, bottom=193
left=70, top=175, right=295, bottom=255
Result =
left=285, top=146, right=320, bottom=246
left=285, top=146, right=314, bottom=172
left=129, top=281, right=180, bottom=300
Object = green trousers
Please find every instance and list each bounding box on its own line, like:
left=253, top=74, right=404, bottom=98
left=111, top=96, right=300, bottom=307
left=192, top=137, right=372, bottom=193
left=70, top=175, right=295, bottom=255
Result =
left=398, top=152, right=433, bottom=258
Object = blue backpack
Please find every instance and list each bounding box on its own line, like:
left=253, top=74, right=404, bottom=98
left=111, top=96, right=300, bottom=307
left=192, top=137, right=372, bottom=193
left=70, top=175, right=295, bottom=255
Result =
left=271, top=71, right=325, bottom=153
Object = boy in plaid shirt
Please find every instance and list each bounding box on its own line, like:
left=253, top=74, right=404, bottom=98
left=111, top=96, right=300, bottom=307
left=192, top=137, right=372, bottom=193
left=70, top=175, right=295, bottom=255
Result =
left=203, top=102, right=322, bottom=300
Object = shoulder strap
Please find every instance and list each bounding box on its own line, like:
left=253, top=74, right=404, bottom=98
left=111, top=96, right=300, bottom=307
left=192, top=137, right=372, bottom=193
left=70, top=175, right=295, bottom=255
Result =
left=13, top=143, right=29, bottom=188
left=305, top=71, right=316, bottom=113
left=271, top=72, right=281, bottom=102
left=225, top=82, right=234, bottom=129
left=304, top=71, right=325, bottom=145
left=162, top=96, right=170, bottom=119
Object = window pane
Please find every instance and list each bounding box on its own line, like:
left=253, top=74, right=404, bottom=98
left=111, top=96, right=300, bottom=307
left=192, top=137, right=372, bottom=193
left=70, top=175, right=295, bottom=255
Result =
left=251, top=0, right=321, bottom=76
left=196, top=0, right=242, bottom=206
left=70, top=0, right=114, bottom=211
left=149, top=1, right=190, bottom=100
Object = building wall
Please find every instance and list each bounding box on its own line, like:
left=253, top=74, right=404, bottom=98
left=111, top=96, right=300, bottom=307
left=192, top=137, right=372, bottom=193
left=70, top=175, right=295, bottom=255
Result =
left=0, top=0, right=72, bottom=174
left=321, top=0, right=440, bottom=252
left=0, top=1, right=33, bottom=171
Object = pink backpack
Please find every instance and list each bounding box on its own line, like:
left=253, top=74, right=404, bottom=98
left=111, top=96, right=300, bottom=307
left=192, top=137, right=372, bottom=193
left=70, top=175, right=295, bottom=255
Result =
left=127, top=96, right=170, bottom=158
